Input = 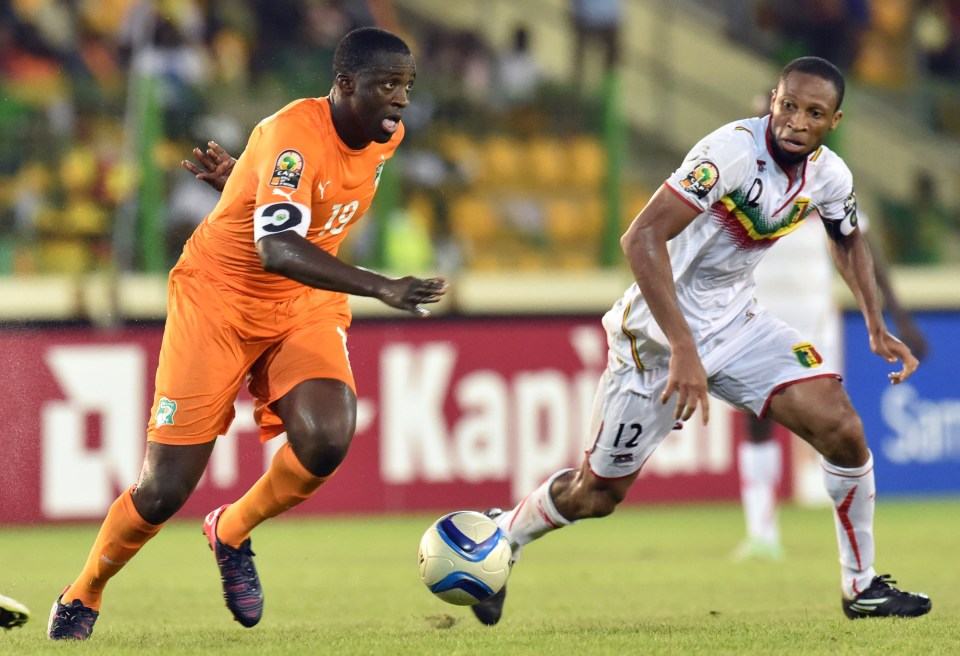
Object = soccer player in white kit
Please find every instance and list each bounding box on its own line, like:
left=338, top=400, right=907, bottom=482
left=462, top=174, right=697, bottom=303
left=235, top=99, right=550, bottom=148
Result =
left=472, top=56, right=931, bottom=624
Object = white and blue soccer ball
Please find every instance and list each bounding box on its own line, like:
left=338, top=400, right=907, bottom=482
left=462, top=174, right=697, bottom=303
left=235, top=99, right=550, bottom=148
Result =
left=417, top=510, right=512, bottom=606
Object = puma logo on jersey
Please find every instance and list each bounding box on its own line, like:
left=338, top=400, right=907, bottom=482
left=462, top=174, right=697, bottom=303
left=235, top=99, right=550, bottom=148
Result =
left=271, top=188, right=295, bottom=202
left=317, top=179, right=331, bottom=199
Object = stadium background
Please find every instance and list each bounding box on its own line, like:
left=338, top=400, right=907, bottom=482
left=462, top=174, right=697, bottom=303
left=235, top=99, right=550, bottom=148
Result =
left=1, top=0, right=959, bottom=525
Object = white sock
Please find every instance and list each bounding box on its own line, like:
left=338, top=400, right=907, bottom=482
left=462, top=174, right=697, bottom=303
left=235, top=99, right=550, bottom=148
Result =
left=738, top=441, right=782, bottom=544
left=821, top=452, right=877, bottom=598
left=496, top=468, right=574, bottom=554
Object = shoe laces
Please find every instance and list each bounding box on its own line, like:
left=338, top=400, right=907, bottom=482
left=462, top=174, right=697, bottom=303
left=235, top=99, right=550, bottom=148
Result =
left=872, top=574, right=897, bottom=590
left=52, top=600, right=97, bottom=633
left=221, top=540, right=258, bottom=581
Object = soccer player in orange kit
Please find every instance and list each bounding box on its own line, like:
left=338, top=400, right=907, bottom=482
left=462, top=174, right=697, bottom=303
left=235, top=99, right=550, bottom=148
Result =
left=48, top=27, right=447, bottom=640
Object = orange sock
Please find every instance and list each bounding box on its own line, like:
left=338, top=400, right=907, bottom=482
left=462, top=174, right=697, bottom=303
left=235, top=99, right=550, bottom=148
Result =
left=63, top=487, right=164, bottom=611
left=217, top=442, right=331, bottom=548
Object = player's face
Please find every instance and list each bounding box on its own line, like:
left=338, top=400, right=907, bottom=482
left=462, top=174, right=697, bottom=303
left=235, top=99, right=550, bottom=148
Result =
left=347, top=52, right=416, bottom=146
left=768, top=72, right=842, bottom=167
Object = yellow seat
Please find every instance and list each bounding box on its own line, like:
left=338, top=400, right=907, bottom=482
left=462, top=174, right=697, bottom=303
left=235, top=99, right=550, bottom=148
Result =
left=450, top=195, right=499, bottom=242
left=38, top=240, right=93, bottom=275
left=479, top=136, right=523, bottom=186
left=525, top=136, right=566, bottom=188
left=567, top=135, right=607, bottom=188
left=546, top=195, right=604, bottom=243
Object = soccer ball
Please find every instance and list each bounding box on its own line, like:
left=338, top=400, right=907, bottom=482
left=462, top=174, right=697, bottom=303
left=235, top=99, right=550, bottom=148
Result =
left=417, top=510, right=512, bottom=606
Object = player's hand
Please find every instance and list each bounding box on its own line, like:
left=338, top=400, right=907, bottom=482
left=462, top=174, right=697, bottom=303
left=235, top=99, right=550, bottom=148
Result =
left=661, top=345, right=710, bottom=424
left=895, top=317, right=929, bottom=362
left=378, top=276, right=448, bottom=317
left=870, top=330, right=919, bottom=385
left=181, top=140, right=236, bottom=192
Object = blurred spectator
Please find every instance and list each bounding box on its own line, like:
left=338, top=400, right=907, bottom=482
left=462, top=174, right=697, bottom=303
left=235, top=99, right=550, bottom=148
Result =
left=758, top=0, right=871, bottom=72
left=258, top=2, right=351, bottom=99
left=382, top=207, right=435, bottom=275
left=915, top=0, right=960, bottom=79
left=126, top=11, right=209, bottom=140
left=879, top=170, right=959, bottom=265
left=419, top=26, right=494, bottom=121
left=164, top=170, right=221, bottom=269
left=569, top=0, right=623, bottom=91
left=494, top=24, right=541, bottom=109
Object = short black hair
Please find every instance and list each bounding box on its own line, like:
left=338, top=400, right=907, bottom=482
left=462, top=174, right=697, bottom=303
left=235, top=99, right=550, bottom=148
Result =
left=779, top=56, right=845, bottom=111
left=333, top=27, right=412, bottom=77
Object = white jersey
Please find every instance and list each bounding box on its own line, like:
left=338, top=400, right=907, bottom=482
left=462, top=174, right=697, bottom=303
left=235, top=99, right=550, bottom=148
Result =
left=603, top=115, right=858, bottom=371
left=753, top=217, right=841, bottom=365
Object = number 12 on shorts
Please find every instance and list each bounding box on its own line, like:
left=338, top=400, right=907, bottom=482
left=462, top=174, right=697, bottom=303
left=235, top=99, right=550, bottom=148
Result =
left=613, top=423, right=642, bottom=448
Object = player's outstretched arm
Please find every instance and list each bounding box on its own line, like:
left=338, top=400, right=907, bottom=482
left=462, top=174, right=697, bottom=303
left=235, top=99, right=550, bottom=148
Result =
left=865, top=230, right=929, bottom=360
left=828, top=228, right=918, bottom=383
left=181, top=141, right=236, bottom=192
left=257, top=231, right=447, bottom=317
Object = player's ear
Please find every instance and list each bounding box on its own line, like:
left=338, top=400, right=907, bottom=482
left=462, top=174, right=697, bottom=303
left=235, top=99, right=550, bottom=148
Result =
left=335, top=73, right=355, bottom=95
left=830, top=109, right=843, bottom=131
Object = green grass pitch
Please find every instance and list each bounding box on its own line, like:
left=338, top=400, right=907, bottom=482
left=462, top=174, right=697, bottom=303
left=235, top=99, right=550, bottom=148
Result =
left=2, top=499, right=957, bottom=655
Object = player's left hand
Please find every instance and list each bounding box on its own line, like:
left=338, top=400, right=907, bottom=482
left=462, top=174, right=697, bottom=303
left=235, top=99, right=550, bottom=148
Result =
left=870, top=331, right=919, bottom=384
left=181, top=140, right=236, bottom=192
left=378, top=276, right=448, bottom=317
left=895, top=316, right=929, bottom=362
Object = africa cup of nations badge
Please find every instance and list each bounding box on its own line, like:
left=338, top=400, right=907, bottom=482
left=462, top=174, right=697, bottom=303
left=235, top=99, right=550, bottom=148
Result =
left=680, top=160, right=719, bottom=200
left=270, top=150, right=304, bottom=189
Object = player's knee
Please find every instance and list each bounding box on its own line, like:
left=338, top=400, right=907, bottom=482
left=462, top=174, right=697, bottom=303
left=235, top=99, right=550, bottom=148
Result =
left=286, top=418, right=355, bottom=477
left=815, top=409, right=867, bottom=466
left=132, top=477, right=196, bottom=524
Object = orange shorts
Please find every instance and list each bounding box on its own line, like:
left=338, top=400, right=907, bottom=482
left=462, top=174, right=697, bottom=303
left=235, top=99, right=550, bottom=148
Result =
left=147, top=265, right=355, bottom=445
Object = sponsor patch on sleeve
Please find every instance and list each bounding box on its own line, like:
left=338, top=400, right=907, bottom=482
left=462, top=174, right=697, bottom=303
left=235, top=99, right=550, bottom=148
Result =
left=269, top=149, right=304, bottom=189
left=679, top=160, right=719, bottom=200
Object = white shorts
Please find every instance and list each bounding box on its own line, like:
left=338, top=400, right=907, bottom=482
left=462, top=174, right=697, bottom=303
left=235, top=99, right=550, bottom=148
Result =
left=586, top=309, right=840, bottom=479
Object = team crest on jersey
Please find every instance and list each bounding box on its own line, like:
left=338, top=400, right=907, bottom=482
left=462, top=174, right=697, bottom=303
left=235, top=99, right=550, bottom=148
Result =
left=270, top=149, right=304, bottom=189
left=155, top=397, right=177, bottom=426
left=373, top=161, right=385, bottom=189
left=680, top=160, right=719, bottom=199
left=792, top=343, right=823, bottom=368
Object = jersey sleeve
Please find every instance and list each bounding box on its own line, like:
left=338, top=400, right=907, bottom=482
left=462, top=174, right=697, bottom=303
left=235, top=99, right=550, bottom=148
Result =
left=665, top=125, right=756, bottom=212
left=249, top=112, right=323, bottom=242
left=817, top=160, right=859, bottom=238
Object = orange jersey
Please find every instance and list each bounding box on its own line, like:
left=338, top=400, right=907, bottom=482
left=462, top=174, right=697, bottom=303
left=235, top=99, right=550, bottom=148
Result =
left=181, top=97, right=404, bottom=303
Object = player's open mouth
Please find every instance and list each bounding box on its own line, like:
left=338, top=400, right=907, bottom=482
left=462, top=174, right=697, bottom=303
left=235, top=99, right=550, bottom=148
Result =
left=780, top=137, right=806, bottom=152
left=382, top=117, right=400, bottom=134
